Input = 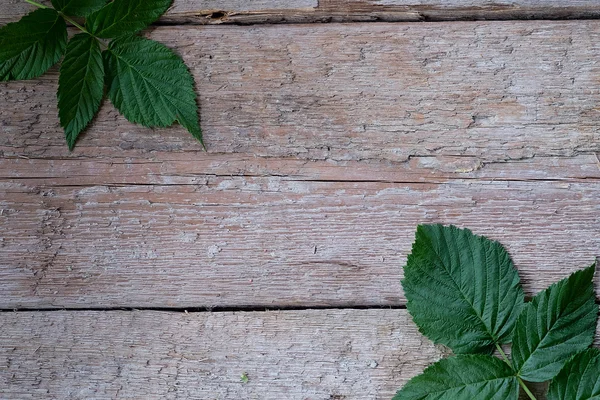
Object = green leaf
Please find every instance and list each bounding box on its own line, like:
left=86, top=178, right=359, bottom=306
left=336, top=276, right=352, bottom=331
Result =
left=58, top=34, right=104, bottom=150
left=0, top=8, right=67, bottom=81
left=548, top=349, right=600, bottom=400
left=402, top=224, right=524, bottom=354
left=393, top=355, right=519, bottom=400
left=50, top=0, right=107, bottom=17
left=511, top=265, right=598, bottom=382
left=103, top=35, right=202, bottom=144
left=86, top=0, right=172, bottom=39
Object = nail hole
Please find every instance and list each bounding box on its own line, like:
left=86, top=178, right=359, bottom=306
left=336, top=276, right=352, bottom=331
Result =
left=210, top=11, right=226, bottom=19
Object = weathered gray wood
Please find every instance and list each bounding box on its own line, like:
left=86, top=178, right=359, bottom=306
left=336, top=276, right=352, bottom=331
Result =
left=1, top=22, right=600, bottom=309
left=0, top=309, right=442, bottom=400
left=3, top=0, right=600, bottom=25
left=1, top=179, right=598, bottom=309
left=2, top=22, right=600, bottom=163
left=2, top=309, right=590, bottom=399
left=1, top=154, right=599, bottom=186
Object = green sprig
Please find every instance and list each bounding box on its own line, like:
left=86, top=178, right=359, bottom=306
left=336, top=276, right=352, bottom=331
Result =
left=1, top=0, right=203, bottom=150
left=394, top=224, right=599, bottom=400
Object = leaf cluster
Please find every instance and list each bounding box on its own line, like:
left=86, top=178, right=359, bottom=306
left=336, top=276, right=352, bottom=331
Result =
left=0, top=0, right=202, bottom=150
left=395, top=224, right=599, bottom=400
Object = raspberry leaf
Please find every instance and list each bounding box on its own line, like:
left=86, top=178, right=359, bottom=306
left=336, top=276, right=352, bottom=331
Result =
left=402, top=224, right=525, bottom=354
left=103, top=35, right=202, bottom=144
left=511, top=265, right=598, bottom=382
left=50, top=0, right=107, bottom=17
left=0, top=8, right=67, bottom=81
left=547, top=349, right=600, bottom=400
left=58, top=33, right=104, bottom=150
left=393, top=355, right=519, bottom=400
left=87, top=0, right=172, bottom=39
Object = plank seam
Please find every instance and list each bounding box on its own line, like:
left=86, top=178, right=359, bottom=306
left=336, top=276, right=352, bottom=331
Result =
left=154, top=10, right=600, bottom=25
left=0, top=305, right=408, bottom=313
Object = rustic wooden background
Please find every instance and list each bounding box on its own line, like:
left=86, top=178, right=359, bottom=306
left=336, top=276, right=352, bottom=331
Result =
left=1, top=1, right=599, bottom=399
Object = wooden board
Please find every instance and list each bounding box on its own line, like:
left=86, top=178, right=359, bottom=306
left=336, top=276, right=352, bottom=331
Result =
left=3, top=0, right=600, bottom=25
left=1, top=21, right=600, bottom=309
left=1, top=179, right=598, bottom=309
left=2, top=22, right=600, bottom=163
left=2, top=308, right=591, bottom=399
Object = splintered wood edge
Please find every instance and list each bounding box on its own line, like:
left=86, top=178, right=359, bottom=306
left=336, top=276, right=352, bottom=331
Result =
left=2, top=308, right=594, bottom=398
left=2, top=0, right=600, bottom=25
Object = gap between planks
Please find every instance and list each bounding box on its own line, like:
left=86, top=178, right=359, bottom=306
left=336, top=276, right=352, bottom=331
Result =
left=0, top=305, right=408, bottom=313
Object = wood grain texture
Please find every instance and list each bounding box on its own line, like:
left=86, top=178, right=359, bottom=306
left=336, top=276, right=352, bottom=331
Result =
left=3, top=0, right=600, bottom=25
left=3, top=309, right=593, bottom=399
left=2, top=6, right=599, bottom=399
left=1, top=154, right=599, bottom=186
left=1, top=21, right=600, bottom=309
left=2, top=22, right=600, bottom=164
left=0, top=309, right=443, bottom=400
left=1, top=178, right=598, bottom=309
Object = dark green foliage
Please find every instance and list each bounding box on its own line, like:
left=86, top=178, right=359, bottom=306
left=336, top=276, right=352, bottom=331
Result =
left=511, top=265, right=597, bottom=382
left=58, top=33, right=104, bottom=150
left=104, top=35, right=202, bottom=143
left=50, top=0, right=106, bottom=17
left=0, top=8, right=67, bottom=81
left=0, top=0, right=202, bottom=150
left=392, top=355, right=519, bottom=400
left=86, top=0, right=172, bottom=38
left=396, top=224, right=598, bottom=400
left=547, top=349, right=600, bottom=400
left=402, top=224, right=524, bottom=354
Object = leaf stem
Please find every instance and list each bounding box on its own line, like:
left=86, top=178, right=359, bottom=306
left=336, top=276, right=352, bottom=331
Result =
left=59, top=12, right=108, bottom=50
left=58, top=13, right=88, bottom=34
left=24, top=0, right=48, bottom=9
left=23, top=0, right=101, bottom=47
left=494, top=343, right=511, bottom=365
left=518, top=377, right=537, bottom=400
left=494, top=344, right=537, bottom=400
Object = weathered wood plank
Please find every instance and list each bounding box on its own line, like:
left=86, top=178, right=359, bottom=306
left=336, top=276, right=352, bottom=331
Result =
left=3, top=309, right=591, bottom=399
left=3, top=0, right=600, bottom=25
left=1, top=22, right=599, bottom=309
left=0, top=309, right=441, bottom=400
left=1, top=154, right=599, bottom=186
left=2, top=22, right=600, bottom=165
left=316, top=1, right=600, bottom=24
left=1, top=179, right=598, bottom=309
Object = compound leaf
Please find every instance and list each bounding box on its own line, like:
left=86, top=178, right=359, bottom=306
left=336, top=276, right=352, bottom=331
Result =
left=393, top=355, right=519, bottom=400
left=104, top=35, right=202, bottom=144
left=58, top=33, right=104, bottom=150
left=548, top=349, right=600, bottom=400
left=87, top=0, right=172, bottom=39
left=50, top=0, right=106, bottom=17
left=0, top=8, right=67, bottom=81
left=512, top=265, right=598, bottom=382
left=402, top=224, right=524, bottom=354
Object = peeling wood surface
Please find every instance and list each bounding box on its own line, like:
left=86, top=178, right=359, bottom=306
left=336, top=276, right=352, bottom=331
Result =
left=1, top=179, right=599, bottom=308
left=3, top=0, right=600, bottom=25
left=1, top=21, right=600, bottom=308
left=2, top=309, right=590, bottom=399
left=2, top=22, right=600, bottom=162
